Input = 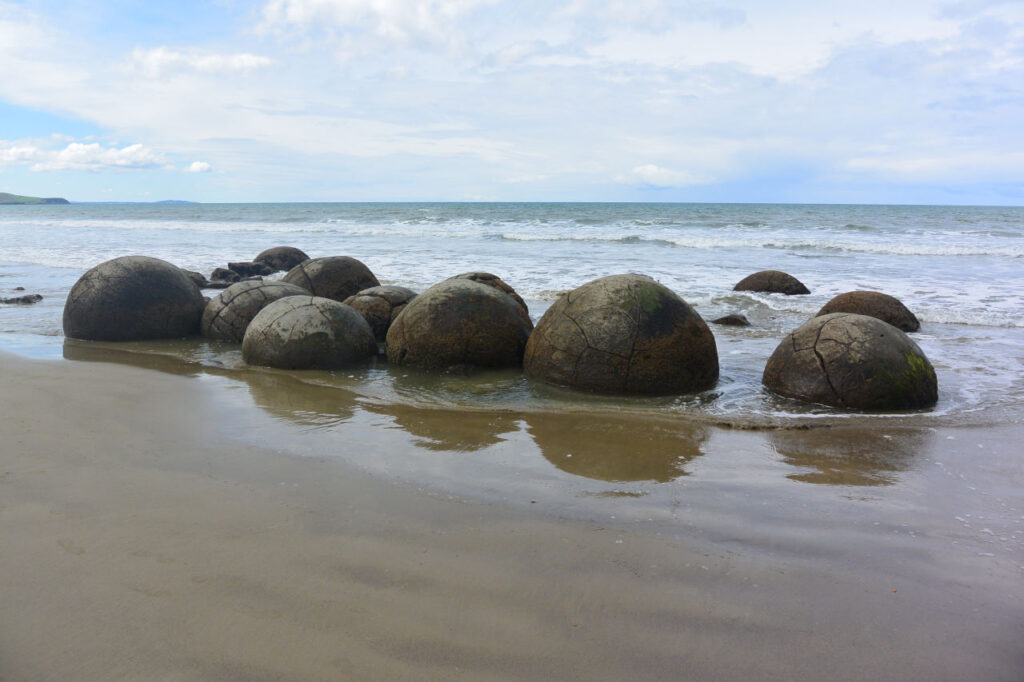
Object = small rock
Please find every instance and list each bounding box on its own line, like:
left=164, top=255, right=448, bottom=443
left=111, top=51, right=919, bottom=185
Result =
left=210, top=267, right=240, bottom=283
left=2, top=294, right=43, bottom=305
left=734, top=270, right=810, bottom=295
left=228, top=261, right=274, bottom=278
left=712, top=313, right=750, bottom=327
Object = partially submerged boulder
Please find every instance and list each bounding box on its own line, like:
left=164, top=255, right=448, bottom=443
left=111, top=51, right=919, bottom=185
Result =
left=817, top=291, right=920, bottom=332
left=210, top=267, right=240, bottom=284
left=201, top=280, right=309, bottom=342
left=254, top=246, right=309, bottom=273
left=180, top=269, right=209, bottom=290
left=762, top=313, right=937, bottom=410
left=282, top=256, right=380, bottom=302
left=734, top=270, right=810, bottom=295
left=524, top=274, right=719, bottom=395
left=63, top=255, right=205, bottom=341
left=712, top=313, right=750, bottom=327
left=2, top=293, right=42, bottom=305
left=342, top=285, right=417, bottom=342
left=242, top=296, right=377, bottom=369
left=228, top=261, right=274, bottom=278
left=386, top=278, right=531, bottom=369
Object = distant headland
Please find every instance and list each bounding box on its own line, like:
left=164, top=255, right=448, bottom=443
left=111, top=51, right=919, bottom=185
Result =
left=0, top=192, right=70, bottom=205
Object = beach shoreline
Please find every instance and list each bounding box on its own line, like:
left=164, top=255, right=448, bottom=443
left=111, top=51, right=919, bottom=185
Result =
left=1, top=350, right=1021, bottom=680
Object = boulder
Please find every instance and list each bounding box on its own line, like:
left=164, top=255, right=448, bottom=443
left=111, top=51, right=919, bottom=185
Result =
left=712, top=313, right=750, bottom=327
left=762, top=313, right=937, bottom=410
left=282, top=256, right=380, bottom=302
left=228, top=261, right=274, bottom=278
left=386, top=278, right=531, bottom=369
left=524, top=274, right=719, bottom=395
left=447, top=272, right=530, bottom=324
left=817, top=291, right=920, bottom=332
left=210, top=267, right=240, bottom=284
left=242, top=296, right=377, bottom=369
left=254, top=246, right=309, bottom=273
left=201, top=280, right=310, bottom=342
left=2, top=293, right=42, bottom=305
left=342, top=285, right=418, bottom=342
left=734, top=270, right=810, bottom=295
left=180, top=269, right=208, bottom=289
left=63, top=255, right=205, bottom=341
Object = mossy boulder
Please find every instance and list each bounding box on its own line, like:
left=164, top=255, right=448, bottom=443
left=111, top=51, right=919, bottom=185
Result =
left=242, top=296, right=377, bottom=370
left=63, top=255, right=205, bottom=341
left=762, top=313, right=937, bottom=410
left=817, top=291, right=920, bottom=332
left=385, top=279, right=531, bottom=369
left=341, top=285, right=417, bottom=342
left=201, top=280, right=309, bottom=342
left=734, top=270, right=810, bottom=295
left=254, top=246, right=309, bottom=273
left=524, top=274, right=719, bottom=395
left=281, top=256, right=380, bottom=302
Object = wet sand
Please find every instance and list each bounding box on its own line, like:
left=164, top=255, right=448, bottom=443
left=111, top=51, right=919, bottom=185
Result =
left=1, top=350, right=1022, bottom=681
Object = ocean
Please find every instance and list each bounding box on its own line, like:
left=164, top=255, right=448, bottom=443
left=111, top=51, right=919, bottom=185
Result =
left=1, top=201, right=1021, bottom=429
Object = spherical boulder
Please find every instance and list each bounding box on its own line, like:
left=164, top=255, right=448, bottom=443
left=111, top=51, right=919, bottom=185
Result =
left=254, top=246, right=309, bottom=273
left=762, top=313, right=937, bottom=410
left=734, top=270, right=810, bottom=295
left=281, top=256, right=380, bottom=302
left=242, top=296, right=377, bottom=370
left=201, top=280, right=310, bottom=342
left=341, top=285, right=417, bottom=342
left=385, top=279, right=531, bottom=369
left=524, top=274, right=719, bottom=395
left=63, top=255, right=205, bottom=341
left=447, top=272, right=530, bottom=324
left=817, top=291, right=920, bottom=332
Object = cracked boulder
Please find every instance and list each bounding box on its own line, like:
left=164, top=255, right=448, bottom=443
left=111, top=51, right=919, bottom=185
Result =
left=385, top=278, right=532, bottom=369
left=201, top=279, right=309, bottom=342
left=342, top=285, right=418, bottom=343
left=254, top=246, right=309, bottom=273
left=281, top=256, right=380, bottom=302
left=733, top=270, right=810, bottom=295
left=242, top=296, right=377, bottom=369
left=524, top=274, right=719, bottom=395
left=63, top=255, right=205, bottom=341
left=762, top=313, right=937, bottom=410
left=446, top=272, right=530, bottom=325
left=817, top=291, right=920, bottom=332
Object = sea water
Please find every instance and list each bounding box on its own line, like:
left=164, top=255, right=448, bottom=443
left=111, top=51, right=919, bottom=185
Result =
left=1, top=201, right=1022, bottom=429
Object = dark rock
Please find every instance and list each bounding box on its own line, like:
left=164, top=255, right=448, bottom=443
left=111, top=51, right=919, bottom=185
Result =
left=202, top=280, right=310, bottom=342
left=63, top=256, right=205, bottom=341
left=762, top=313, right=937, bottom=410
left=228, top=261, right=274, bottom=278
left=342, top=285, right=418, bottom=342
left=180, top=269, right=209, bottom=289
left=734, top=270, right=810, bottom=295
left=817, top=291, right=920, bottom=332
left=14, top=286, right=24, bottom=291
left=2, top=294, right=42, bottom=305
left=447, top=272, right=530, bottom=324
left=386, top=278, right=531, bottom=370
left=524, top=274, right=719, bottom=395
left=210, top=267, right=240, bottom=283
left=712, top=313, right=751, bottom=327
left=204, top=281, right=233, bottom=289
left=254, top=246, right=309, bottom=273
left=282, top=256, right=380, bottom=302
left=242, top=296, right=377, bottom=369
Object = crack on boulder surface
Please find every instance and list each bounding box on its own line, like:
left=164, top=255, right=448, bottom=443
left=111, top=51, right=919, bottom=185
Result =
left=811, top=319, right=844, bottom=406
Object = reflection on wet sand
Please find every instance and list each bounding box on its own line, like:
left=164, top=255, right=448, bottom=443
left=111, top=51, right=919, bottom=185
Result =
left=63, top=338, right=207, bottom=377
left=364, top=402, right=520, bottom=452
left=524, top=411, right=707, bottom=482
left=769, top=426, right=930, bottom=486
left=244, top=370, right=357, bottom=428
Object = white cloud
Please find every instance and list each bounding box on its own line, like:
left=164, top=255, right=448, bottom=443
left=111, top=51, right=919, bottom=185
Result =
left=0, top=140, right=168, bottom=171
left=186, top=161, right=213, bottom=173
left=625, top=164, right=709, bottom=187
left=131, top=47, right=275, bottom=77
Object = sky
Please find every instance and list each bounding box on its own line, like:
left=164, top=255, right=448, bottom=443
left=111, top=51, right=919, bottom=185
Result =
left=0, top=0, right=1022, bottom=204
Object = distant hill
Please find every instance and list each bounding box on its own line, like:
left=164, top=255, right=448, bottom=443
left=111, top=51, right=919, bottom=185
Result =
left=0, top=192, right=70, bottom=205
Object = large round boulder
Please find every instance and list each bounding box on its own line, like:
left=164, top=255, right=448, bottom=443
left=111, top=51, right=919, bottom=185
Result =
left=201, top=280, right=309, bottom=342
left=254, top=246, right=309, bottom=273
left=734, top=270, right=810, bottom=295
left=817, top=291, right=920, bottom=332
left=385, top=279, right=531, bottom=369
left=447, top=272, right=530, bottom=323
left=281, top=256, right=380, bottom=302
left=341, top=285, right=417, bottom=342
left=524, top=274, right=719, bottom=395
left=242, top=296, right=377, bottom=370
left=63, top=255, right=205, bottom=341
left=762, top=313, right=937, bottom=410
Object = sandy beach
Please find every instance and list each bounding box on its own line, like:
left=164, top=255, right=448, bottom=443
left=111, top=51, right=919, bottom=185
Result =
left=1, top=349, right=1021, bottom=681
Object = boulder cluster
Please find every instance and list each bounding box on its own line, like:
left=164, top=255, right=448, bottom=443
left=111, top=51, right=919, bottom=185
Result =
left=62, top=255, right=936, bottom=411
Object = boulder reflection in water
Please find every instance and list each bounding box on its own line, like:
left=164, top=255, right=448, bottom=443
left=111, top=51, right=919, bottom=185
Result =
left=769, top=427, right=930, bottom=486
